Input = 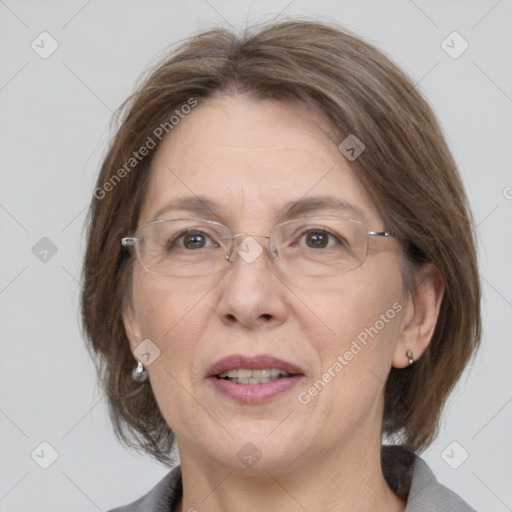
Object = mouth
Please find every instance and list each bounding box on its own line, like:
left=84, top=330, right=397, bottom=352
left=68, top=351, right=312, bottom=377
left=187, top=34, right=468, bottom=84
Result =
left=207, top=354, right=305, bottom=404
left=215, top=368, right=296, bottom=385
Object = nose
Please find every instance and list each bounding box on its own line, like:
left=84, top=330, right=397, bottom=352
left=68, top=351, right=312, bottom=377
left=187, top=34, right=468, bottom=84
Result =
left=217, top=234, right=288, bottom=330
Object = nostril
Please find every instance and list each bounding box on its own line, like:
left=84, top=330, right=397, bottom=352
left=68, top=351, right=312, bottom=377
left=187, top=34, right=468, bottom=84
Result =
left=261, top=314, right=272, bottom=321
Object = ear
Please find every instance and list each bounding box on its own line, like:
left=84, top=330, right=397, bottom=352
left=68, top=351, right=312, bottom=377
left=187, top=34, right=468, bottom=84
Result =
left=122, top=298, right=143, bottom=357
left=392, top=263, right=445, bottom=368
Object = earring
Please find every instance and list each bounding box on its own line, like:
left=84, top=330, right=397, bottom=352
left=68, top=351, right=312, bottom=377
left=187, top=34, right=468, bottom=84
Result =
left=132, top=361, right=148, bottom=382
left=406, top=349, right=414, bottom=365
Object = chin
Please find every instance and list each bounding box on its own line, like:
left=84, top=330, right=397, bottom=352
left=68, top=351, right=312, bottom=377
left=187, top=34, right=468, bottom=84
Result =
left=201, top=430, right=306, bottom=473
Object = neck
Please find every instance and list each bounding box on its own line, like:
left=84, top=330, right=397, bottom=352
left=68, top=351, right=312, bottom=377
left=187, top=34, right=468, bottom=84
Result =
left=174, top=437, right=406, bottom=512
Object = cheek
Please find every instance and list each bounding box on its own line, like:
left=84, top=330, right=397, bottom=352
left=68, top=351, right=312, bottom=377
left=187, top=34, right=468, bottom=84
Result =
left=295, top=267, right=402, bottom=342
left=131, top=271, right=217, bottom=363
left=298, top=271, right=404, bottom=421
left=296, top=261, right=405, bottom=384
left=130, top=273, right=219, bottom=432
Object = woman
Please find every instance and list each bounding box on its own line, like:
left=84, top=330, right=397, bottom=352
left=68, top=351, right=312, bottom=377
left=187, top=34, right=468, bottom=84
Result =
left=81, top=20, right=480, bottom=511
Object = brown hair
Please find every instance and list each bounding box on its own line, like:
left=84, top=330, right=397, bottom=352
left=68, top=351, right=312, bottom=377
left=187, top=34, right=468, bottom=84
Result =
left=80, top=20, right=481, bottom=467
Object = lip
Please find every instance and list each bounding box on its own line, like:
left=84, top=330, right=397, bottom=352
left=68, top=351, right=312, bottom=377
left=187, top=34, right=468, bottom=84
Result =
left=207, top=354, right=306, bottom=404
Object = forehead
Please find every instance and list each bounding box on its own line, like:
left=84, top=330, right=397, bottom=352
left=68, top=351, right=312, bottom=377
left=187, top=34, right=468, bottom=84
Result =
left=139, top=95, right=383, bottom=229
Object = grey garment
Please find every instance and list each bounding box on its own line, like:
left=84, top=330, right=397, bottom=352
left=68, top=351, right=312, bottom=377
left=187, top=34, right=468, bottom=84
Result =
left=108, top=453, right=476, bottom=512
left=108, top=466, right=181, bottom=512
left=405, top=457, right=476, bottom=512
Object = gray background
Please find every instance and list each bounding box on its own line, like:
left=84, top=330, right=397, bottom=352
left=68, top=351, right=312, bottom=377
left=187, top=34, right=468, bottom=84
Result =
left=1, top=0, right=511, bottom=511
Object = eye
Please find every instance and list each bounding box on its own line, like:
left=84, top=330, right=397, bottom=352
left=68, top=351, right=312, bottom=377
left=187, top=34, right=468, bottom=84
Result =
left=298, top=229, right=345, bottom=249
left=170, top=230, right=217, bottom=250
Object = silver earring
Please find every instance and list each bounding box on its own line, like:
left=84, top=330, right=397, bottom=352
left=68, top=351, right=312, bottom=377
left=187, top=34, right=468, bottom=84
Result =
left=132, top=361, right=148, bottom=382
left=406, top=349, right=414, bottom=365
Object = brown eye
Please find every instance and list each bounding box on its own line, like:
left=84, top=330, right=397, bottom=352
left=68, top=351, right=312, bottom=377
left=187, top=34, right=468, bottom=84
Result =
left=305, top=231, right=329, bottom=248
left=165, top=230, right=216, bottom=252
left=299, top=229, right=342, bottom=249
left=182, top=232, right=207, bottom=249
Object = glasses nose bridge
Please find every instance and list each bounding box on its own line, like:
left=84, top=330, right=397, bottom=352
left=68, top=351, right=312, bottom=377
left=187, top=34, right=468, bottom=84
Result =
left=226, top=231, right=273, bottom=263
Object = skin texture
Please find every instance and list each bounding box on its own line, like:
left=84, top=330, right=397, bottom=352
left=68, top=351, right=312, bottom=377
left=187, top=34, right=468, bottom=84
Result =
left=123, top=94, right=444, bottom=512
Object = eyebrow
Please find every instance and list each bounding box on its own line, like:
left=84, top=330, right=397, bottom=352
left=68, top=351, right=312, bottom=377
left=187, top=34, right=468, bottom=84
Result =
left=149, top=195, right=368, bottom=224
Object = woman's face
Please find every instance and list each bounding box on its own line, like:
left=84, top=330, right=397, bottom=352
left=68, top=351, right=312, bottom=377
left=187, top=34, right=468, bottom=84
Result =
left=124, top=94, right=412, bottom=471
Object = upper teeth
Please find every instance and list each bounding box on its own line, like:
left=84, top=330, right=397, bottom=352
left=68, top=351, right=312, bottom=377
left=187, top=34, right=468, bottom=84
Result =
left=218, top=369, right=291, bottom=379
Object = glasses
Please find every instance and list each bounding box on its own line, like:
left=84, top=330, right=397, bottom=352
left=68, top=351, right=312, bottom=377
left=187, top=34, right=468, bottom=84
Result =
left=121, top=217, right=394, bottom=278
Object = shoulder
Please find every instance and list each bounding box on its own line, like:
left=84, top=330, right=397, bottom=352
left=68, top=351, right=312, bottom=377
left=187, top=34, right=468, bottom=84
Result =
left=406, top=455, right=477, bottom=512
left=106, top=465, right=182, bottom=512
left=382, top=445, right=476, bottom=511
